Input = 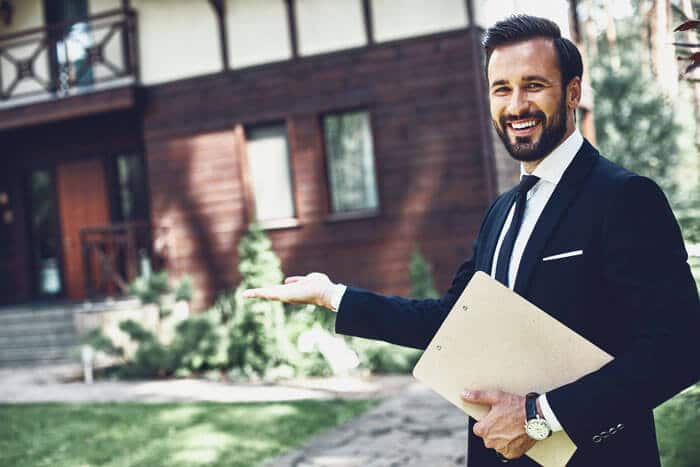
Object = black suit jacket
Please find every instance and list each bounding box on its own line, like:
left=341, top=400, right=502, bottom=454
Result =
left=335, top=141, right=700, bottom=466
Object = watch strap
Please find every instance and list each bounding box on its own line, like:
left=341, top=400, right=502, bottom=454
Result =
left=525, top=392, right=540, bottom=421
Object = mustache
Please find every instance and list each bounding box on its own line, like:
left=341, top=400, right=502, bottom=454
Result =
left=500, top=111, right=547, bottom=126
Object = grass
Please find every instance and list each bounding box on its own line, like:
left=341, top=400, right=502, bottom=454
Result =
left=0, top=400, right=377, bottom=467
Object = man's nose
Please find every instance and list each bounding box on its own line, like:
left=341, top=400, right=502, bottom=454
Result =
left=506, top=89, right=529, bottom=116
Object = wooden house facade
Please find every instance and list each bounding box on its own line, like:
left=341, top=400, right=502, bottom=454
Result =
left=0, top=0, right=577, bottom=309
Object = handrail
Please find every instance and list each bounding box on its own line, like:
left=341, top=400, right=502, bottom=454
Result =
left=0, top=7, right=138, bottom=101
left=0, top=8, right=134, bottom=43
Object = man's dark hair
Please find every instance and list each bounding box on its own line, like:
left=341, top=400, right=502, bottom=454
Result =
left=481, top=15, right=583, bottom=88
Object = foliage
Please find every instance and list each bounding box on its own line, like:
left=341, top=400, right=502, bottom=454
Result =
left=129, top=271, right=170, bottom=306
left=129, top=271, right=193, bottom=318
left=170, top=309, right=229, bottom=372
left=80, top=328, right=123, bottom=358
left=655, top=384, right=700, bottom=467
left=118, top=320, right=175, bottom=378
left=349, top=338, right=422, bottom=374
left=173, top=275, right=193, bottom=302
left=409, top=249, right=439, bottom=299
left=227, top=224, right=295, bottom=379
left=0, top=400, right=377, bottom=467
left=591, top=35, right=682, bottom=197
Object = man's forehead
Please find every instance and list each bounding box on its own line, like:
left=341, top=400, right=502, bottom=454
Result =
left=487, top=38, right=559, bottom=82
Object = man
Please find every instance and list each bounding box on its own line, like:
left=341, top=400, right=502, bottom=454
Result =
left=244, top=15, right=700, bottom=466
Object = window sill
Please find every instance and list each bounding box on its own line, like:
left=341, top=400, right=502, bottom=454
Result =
left=325, top=208, right=380, bottom=223
left=257, top=218, right=301, bottom=231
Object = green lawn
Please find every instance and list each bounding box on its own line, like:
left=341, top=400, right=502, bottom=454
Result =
left=0, top=400, right=377, bottom=467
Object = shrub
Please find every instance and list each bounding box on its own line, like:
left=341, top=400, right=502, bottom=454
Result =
left=655, top=384, right=700, bottom=467
left=118, top=320, right=175, bottom=378
left=228, top=224, right=297, bottom=379
left=409, top=249, right=439, bottom=299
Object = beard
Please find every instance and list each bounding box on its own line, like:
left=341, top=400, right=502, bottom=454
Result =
left=493, top=97, right=568, bottom=162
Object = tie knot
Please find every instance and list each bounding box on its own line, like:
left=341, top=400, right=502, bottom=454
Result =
left=517, top=175, right=540, bottom=194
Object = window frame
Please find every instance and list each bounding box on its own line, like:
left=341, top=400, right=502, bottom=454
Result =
left=320, top=108, right=381, bottom=222
left=237, top=121, right=300, bottom=231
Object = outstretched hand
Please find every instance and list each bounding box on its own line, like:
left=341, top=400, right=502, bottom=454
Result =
left=242, top=272, right=338, bottom=310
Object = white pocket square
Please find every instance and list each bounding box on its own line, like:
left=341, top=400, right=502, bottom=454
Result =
left=542, top=250, right=583, bottom=262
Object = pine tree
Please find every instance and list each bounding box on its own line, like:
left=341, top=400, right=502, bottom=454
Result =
left=228, top=224, right=294, bottom=378
left=409, top=249, right=439, bottom=299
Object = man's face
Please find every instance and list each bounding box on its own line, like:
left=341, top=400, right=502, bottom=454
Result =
left=487, top=38, right=576, bottom=163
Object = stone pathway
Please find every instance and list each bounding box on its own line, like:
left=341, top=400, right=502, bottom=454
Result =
left=0, top=364, right=469, bottom=466
left=262, top=383, right=468, bottom=467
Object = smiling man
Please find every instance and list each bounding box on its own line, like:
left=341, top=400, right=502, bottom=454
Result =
left=243, top=15, right=700, bottom=466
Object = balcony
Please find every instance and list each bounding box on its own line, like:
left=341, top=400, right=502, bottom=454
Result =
left=0, top=8, right=139, bottom=131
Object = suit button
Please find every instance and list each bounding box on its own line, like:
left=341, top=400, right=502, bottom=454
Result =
left=617, top=423, right=624, bottom=430
left=608, top=427, right=617, bottom=435
left=592, top=435, right=603, bottom=443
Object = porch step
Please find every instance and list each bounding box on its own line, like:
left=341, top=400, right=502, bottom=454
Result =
left=0, top=306, right=80, bottom=368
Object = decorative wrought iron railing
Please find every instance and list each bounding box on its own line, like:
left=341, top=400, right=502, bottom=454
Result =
left=80, top=221, right=152, bottom=299
left=0, top=8, right=138, bottom=102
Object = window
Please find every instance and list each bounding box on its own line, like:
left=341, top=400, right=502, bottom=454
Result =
left=323, top=111, right=379, bottom=214
left=245, top=124, right=296, bottom=224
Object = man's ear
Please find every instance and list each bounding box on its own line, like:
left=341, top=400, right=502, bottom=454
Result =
left=566, top=77, right=582, bottom=110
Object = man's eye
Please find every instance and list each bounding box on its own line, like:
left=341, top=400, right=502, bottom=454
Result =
left=494, top=87, right=509, bottom=94
left=527, top=83, right=543, bottom=90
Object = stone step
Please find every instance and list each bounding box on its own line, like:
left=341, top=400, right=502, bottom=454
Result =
left=0, top=309, right=75, bottom=324
left=0, top=332, right=79, bottom=349
left=0, top=321, right=77, bottom=337
left=0, top=345, right=79, bottom=365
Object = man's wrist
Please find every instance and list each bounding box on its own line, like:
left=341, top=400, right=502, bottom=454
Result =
left=537, top=393, right=563, bottom=432
left=327, top=283, right=347, bottom=312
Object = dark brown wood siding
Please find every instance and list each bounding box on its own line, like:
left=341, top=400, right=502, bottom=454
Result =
left=143, top=30, right=493, bottom=309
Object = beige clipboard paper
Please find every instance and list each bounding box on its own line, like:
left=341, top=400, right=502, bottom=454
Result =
left=412, top=271, right=613, bottom=467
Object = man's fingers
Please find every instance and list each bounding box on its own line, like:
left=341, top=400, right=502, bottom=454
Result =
left=242, top=287, right=280, bottom=300
left=461, top=389, right=503, bottom=405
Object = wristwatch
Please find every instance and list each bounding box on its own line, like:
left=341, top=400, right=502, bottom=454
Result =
left=524, top=392, right=552, bottom=441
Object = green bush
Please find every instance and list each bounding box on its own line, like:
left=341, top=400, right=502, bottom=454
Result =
left=350, top=338, right=422, bottom=374
left=655, top=384, right=700, bottom=467
left=118, top=320, right=175, bottom=378
left=228, top=224, right=297, bottom=379
left=170, top=309, right=229, bottom=372
left=409, top=249, right=439, bottom=299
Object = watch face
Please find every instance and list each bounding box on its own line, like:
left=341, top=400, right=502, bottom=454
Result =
left=525, top=419, right=551, bottom=441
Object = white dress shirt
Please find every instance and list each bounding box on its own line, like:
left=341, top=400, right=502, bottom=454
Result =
left=331, top=129, right=585, bottom=433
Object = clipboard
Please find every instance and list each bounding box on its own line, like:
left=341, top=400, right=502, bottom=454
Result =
left=412, top=271, right=613, bottom=466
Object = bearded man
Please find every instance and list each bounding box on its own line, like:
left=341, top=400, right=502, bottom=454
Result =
left=244, top=15, right=700, bottom=466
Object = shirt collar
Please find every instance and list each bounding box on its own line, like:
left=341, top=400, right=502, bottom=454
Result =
left=520, top=128, right=584, bottom=185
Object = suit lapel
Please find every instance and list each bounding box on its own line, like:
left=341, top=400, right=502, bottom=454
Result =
left=513, top=140, right=599, bottom=296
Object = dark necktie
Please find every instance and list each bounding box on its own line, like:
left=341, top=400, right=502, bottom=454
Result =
left=494, top=175, right=540, bottom=287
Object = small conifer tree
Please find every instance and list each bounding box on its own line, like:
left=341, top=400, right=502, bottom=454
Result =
left=228, top=224, right=294, bottom=378
left=409, top=249, right=439, bottom=299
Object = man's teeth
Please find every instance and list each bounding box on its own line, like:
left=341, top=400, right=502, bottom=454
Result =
left=511, top=120, right=538, bottom=130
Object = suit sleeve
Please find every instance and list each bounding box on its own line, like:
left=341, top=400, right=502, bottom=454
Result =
left=334, top=253, right=476, bottom=349
left=546, top=176, right=700, bottom=447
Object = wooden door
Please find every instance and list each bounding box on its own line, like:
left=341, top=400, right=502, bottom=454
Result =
left=56, top=159, right=110, bottom=300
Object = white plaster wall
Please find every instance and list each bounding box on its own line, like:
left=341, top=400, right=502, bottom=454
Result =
left=372, top=0, right=468, bottom=43
left=296, top=0, right=366, bottom=56
left=132, top=0, right=221, bottom=85
left=0, top=0, right=44, bottom=35
left=226, top=0, right=291, bottom=69
left=0, top=0, right=48, bottom=97
left=89, top=0, right=122, bottom=15
left=473, top=0, right=572, bottom=38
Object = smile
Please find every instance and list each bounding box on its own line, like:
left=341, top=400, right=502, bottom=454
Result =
left=507, top=119, right=541, bottom=135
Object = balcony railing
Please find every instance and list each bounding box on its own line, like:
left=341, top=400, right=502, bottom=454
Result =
left=80, top=222, right=153, bottom=300
left=0, top=8, right=138, bottom=103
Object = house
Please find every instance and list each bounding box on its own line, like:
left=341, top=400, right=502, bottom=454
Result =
left=0, top=0, right=584, bottom=313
